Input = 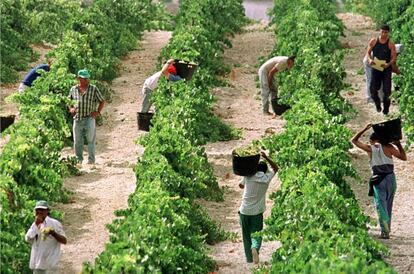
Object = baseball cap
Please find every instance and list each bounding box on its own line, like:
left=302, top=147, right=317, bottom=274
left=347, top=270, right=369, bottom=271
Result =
left=35, top=200, right=50, bottom=210
left=77, top=69, right=91, bottom=79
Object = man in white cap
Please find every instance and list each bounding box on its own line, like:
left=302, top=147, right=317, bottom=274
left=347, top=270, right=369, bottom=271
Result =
left=68, top=69, right=105, bottom=165
left=25, top=200, right=67, bottom=274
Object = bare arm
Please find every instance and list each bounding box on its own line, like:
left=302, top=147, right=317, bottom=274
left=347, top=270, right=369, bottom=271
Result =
left=261, top=152, right=278, bottom=173
left=161, top=58, right=175, bottom=77
left=97, top=100, right=105, bottom=113
left=68, top=89, right=76, bottom=115
left=351, top=124, right=372, bottom=153
left=267, top=66, right=278, bottom=89
left=50, top=230, right=67, bottom=244
left=367, top=38, right=376, bottom=65
left=391, top=141, right=407, bottom=161
left=50, top=221, right=67, bottom=244
left=91, top=101, right=105, bottom=118
left=388, top=42, right=397, bottom=67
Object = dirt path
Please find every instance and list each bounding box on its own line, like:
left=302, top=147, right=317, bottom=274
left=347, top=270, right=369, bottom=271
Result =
left=3, top=12, right=412, bottom=274
left=338, top=13, right=414, bottom=274
left=56, top=31, right=171, bottom=274
left=201, top=23, right=283, bottom=273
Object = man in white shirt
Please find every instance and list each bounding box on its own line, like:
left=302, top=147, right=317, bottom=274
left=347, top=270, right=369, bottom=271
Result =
left=140, top=58, right=183, bottom=113
left=239, top=152, right=278, bottom=264
left=258, top=56, right=295, bottom=116
left=25, top=201, right=67, bottom=274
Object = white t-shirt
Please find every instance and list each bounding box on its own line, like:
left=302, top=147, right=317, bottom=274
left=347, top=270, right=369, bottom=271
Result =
left=25, top=216, right=66, bottom=270
left=239, top=170, right=275, bottom=215
left=259, top=56, right=289, bottom=73
left=143, top=71, right=162, bottom=91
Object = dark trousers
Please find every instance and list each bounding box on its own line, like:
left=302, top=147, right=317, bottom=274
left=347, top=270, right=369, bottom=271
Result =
left=370, top=67, right=392, bottom=112
left=239, top=212, right=263, bottom=263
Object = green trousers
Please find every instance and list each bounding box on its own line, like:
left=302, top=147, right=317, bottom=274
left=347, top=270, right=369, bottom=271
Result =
left=239, top=212, right=263, bottom=263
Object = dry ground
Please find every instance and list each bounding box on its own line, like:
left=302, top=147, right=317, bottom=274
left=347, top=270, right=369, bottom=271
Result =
left=1, top=12, right=412, bottom=274
left=338, top=13, right=414, bottom=274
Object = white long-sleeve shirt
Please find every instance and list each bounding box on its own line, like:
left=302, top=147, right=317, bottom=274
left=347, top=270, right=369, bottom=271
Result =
left=258, top=56, right=289, bottom=74
left=25, top=216, right=66, bottom=270
left=239, top=170, right=275, bottom=215
left=143, top=71, right=162, bottom=91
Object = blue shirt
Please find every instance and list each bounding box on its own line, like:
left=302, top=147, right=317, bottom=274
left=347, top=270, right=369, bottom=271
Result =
left=168, top=74, right=183, bottom=82
left=22, top=64, right=50, bottom=86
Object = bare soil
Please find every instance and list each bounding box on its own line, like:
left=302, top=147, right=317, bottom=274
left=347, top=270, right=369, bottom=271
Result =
left=338, top=13, right=414, bottom=274
left=203, top=22, right=283, bottom=273
left=56, top=31, right=171, bottom=274
left=1, top=12, right=412, bottom=274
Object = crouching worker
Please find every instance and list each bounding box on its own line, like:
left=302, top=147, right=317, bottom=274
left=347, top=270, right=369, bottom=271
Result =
left=351, top=124, right=407, bottom=239
left=140, top=58, right=183, bottom=113
left=238, top=151, right=278, bottom=264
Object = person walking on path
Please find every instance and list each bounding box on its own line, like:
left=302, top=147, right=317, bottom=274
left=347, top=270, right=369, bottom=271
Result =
left=19, top=61, right=51, bottom=93
left=68, top=69, right=105, bottom=165
left=140, top=58, right=183, bottom=113
left=363, top=43, right=403, bottom=103
left=366, top=25, right=397, bottom=115
left=238, top=151, right=278, bottom=264
left=351, top=124, right=407, bottom=239
left=258, top=56, right=295, bottom=116
left=25, top=200, right=67, bottom=274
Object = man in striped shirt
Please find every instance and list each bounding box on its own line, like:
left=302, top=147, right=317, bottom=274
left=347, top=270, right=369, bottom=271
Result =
left=68, top=69, right=105, bottom=165
left=239, top=152, right=278, bottom=264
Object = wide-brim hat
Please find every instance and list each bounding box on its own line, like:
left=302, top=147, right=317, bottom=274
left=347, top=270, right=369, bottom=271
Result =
left=35, top=200, right=49, bottom=210
left=77, top=69, right=91, bottom=79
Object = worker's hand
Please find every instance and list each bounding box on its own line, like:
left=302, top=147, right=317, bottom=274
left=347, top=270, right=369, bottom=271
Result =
left=369, top=59, right=376, bottom=66
left=381, top=63, right=390, bottom=69
left=48, top=228, right=56, bottom=236
left=91, top=111, right=100, bottom=119
left=167, top=58, right=175, bottom=65
left=35, top=215, right=44, bottom=226
left=392, top=140, right=401, bottom=146
left=69, top=107, right=76, bottom=116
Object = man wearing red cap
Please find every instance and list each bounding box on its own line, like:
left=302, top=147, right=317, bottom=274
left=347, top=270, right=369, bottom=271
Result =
left=140, top=58, right=183, bottom=113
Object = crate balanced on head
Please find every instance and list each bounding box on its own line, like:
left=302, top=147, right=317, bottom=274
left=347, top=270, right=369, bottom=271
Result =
left=232, top=150, right=261, bottom=176
left=234, top=149, right=279, bottom=264
left=350, top=119, right=407, bottom=240
left=372, top=117, right=402, bottom=145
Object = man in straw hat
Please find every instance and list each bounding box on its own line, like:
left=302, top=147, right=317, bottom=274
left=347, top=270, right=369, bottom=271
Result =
left=25, top=200, right=67, bottom=273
